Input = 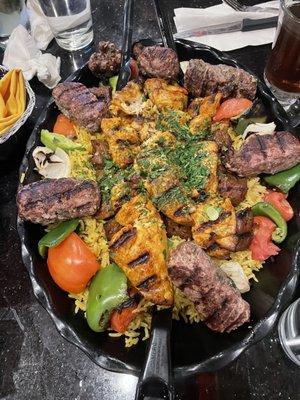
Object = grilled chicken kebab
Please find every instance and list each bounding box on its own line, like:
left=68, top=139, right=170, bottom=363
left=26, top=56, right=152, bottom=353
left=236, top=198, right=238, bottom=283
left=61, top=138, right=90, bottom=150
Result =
left=17, top=41, right=299, bottom=337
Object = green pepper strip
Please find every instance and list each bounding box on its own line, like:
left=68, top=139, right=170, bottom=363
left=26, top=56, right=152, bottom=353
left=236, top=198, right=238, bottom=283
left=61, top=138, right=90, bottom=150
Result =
left=40, top=129, right=85, bottom=153
left=252, top=202, right=287, bottom=243
left=38, top=218, right=79, bottom=258
left=264, top=164, right=300, bottom=193
left=86, top=263, right=128, bottom=332
left=234, top=116, right=267, bottom=136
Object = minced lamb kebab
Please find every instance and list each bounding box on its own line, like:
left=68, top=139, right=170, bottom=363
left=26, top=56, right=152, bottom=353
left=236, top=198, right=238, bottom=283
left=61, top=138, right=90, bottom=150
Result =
left=168, top=241, right=250, bottom=333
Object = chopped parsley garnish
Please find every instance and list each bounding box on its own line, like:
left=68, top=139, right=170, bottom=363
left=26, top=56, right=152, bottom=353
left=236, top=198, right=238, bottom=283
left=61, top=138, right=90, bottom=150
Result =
left=156, top=110, right=191, bottom=141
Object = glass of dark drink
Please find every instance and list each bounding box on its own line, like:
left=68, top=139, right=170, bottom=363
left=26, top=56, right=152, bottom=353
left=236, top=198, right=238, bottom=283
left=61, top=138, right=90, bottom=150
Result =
left=264, top=0, right=300, bottom=109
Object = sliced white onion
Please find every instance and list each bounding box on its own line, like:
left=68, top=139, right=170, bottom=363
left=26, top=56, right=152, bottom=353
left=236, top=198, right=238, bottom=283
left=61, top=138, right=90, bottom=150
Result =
left=33, top=146, right=70, bottom=179
left=180, top=61, right=189, bottom=74
left=220, top=261, right=250, bottom=293
left=242, top=122, right=276, bottom=139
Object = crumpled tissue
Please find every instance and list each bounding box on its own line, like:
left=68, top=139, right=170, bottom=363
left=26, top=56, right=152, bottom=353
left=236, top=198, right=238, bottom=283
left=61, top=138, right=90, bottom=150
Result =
left=3, top=25, right=61, bottom=89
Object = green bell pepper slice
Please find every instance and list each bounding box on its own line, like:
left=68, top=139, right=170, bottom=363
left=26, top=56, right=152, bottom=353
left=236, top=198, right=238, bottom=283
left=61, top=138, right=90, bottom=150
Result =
left=86, top=263, right=128, bottom=332
left=38, top=218, right=79, bottom=258
left=234, top=116, right=267, bottom=135
left=264, top=164, right=300, bottom=193
left=109, top=76, right=118, bottom=95
left=252, top=202, right=287, bottom=243
left=41, top=129, right=85, bottom=153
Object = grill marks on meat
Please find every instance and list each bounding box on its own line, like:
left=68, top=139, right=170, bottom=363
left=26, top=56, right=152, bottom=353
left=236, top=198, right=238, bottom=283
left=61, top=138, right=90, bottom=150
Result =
left=168, top=242, right=250, bottom=333
left=88, top=41, right=121, bottom=78
left=109, top=195, right=173, bottom=306
left=52, top=82, right=108, bottom=133
left=236, top=208, right=253, bottom=235
left=109, top=227, right=137, bottom=251
left=163, top=216, right=193, bottom=241
left=137, top=46, right=179, bottom=81
left=215, top=208, right=253, bottom=253
left=184, top=59, right=257, bottom=100
left=17, top=178, right=100, bottom=226
left=89, top=86, right=112, bottom=104
left=218, top=172, right=247, bottom=207
left=225, top=131, right=300, bottom=177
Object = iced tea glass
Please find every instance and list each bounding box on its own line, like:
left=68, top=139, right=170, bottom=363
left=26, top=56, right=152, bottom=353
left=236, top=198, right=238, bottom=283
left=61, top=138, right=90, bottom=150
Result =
left=264, top=0, right=300, bottom=109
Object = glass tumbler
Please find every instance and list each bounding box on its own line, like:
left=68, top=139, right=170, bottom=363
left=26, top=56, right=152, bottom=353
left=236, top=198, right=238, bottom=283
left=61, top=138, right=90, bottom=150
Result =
left=278, top=298, right=300, bottom=366
left=38, top=0, right=94, bottom=51
left=264, top=0, right=300, bottom=109
left=0, top=0, right=27, bottom=48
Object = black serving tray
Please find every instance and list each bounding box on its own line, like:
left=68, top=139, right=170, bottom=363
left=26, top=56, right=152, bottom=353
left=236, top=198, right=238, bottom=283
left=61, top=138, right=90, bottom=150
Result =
left=17, top=39, right=300, bottom=378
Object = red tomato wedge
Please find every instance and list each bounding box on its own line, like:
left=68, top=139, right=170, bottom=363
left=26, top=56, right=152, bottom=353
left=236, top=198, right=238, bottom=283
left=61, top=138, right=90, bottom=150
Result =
left=47, top=232, right=100, bottom=293
left=110, top=304, right=138, bottom=333
left=213, top=98, right=252, bottom=122
left=250, top=216, right=280, bottom=261
left=53, top=114, right=76, bottom=138
left=264, top=191, right=294, bottom=221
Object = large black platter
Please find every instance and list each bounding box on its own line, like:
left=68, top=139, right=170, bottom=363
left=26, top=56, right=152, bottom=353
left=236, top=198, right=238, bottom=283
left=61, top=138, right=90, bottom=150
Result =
left=17, top=39, right=300, bottom=377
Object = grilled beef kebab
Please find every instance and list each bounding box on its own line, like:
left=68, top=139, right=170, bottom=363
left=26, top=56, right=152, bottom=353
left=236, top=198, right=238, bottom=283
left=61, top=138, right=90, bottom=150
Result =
left=17, top=178, right=100, bottom=226
left=88, top=41, right=122, bottom=78
left=184, top=59, right=257, bottom=100
left=52, top=82, right=109, bottom=133
left=168, top=241, right=250, bottom=333
left=225, top=131, right=300, bottom=176
left=136, top=45, right=179, bottom=81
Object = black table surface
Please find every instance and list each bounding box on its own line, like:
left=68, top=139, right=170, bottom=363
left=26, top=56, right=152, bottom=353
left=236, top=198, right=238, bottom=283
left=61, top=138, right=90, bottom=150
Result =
left=1, top=0, right=300, bottom=399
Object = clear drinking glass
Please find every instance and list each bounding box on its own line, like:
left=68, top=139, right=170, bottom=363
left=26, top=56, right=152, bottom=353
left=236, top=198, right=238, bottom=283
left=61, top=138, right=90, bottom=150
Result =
left=0, top=0, right=27, bottom=48
left=278, top=298, right=300, bottom=366
left=264, top=0, right=300, bottom=109
left=38, top=0, right=94, bottom=51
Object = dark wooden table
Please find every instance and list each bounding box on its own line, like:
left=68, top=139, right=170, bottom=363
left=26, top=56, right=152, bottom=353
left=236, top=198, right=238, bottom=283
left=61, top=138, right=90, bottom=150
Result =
left=0, top=0, right=299, bottom=399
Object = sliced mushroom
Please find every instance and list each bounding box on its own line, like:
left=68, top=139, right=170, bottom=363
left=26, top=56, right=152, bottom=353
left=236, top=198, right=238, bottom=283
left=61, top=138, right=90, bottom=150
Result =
left=32, top=146, right=71, bottom=179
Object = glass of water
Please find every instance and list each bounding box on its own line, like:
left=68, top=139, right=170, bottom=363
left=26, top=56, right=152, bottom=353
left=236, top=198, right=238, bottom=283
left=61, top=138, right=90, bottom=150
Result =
left=0, top=0, right=27, bottom=48
left=278, top=298, right=300, bottom=366
left=38, top=0, right=94, bottom=51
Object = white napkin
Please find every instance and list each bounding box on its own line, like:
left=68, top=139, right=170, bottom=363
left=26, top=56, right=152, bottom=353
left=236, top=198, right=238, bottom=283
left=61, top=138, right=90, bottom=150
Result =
left=3, top=25, right=61, bottom=89
left=174, top=1, right=279, bottom=51
left=27, top=0, right=54, bottom=51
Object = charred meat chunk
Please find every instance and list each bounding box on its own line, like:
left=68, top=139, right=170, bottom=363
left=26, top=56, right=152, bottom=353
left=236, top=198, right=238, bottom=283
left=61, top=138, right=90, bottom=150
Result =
left=52, top=82, right=108, bottom=132
left=104, top=218, right=122, bottom=241
left=225, top=131, right=300, bottom=177
left=184, top=59, right=257, bottom=100
left=88, top=41, right=122, bottom=78
left=137, top=46, right=179, bottom=81
left=212, top=123, right=233, bottom=152
left=89, top=86, right=112, bottom=104
left=17, top=178, right=100, bottom=226
left=215, top=208, right=253, bottom=253
left=132, top=42, right=145, bottom=59
left=163, top=216, right=193, bottom=240
left=91, top=139, right=109, bottom=168
left=236, top=208, right=253, bottom=235
left=218, top=172, right=247, bottom=207
left=168, top=242, right=250, bottom=333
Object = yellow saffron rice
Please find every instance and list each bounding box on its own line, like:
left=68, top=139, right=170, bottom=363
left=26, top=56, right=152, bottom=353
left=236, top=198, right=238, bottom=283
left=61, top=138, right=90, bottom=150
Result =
left=67, top=124, right=265, bottom=347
